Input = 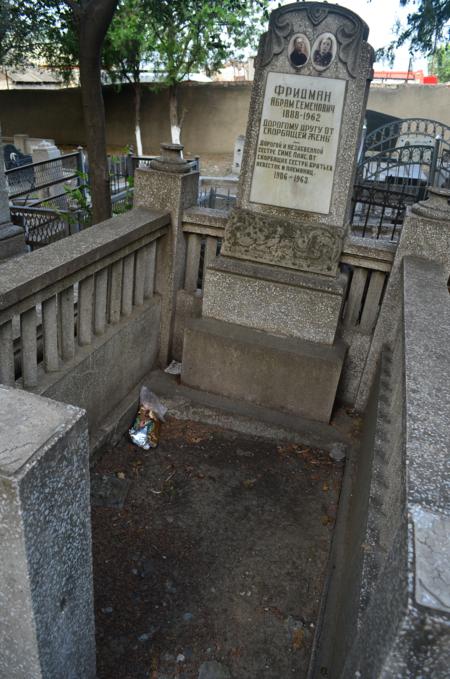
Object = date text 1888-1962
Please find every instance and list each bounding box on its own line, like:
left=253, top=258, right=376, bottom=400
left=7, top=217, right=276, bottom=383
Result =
left=250, top=73, right=346, bottom=214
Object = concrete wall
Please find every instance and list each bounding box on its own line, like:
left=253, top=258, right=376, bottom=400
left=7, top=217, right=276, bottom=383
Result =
left=0, top=82, right=252, bottom=155
left=3, top=82, right=448, bottom=156
left=311, top=256, right=450, bottom=679
left=368, top=83, right=450, bottom=125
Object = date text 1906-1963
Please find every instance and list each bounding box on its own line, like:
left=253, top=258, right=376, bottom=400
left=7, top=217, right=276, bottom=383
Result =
left=250, top=72, right=346, bottom=214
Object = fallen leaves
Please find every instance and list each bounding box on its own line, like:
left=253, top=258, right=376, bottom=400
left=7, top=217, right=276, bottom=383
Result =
left=292, top=627, right=305, bottom=650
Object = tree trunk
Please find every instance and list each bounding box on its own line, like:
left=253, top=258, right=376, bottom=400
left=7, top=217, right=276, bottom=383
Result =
left=134, top=82, right=143, bottom=156
left=73, top=0, right=118, bottom=225
left=169, top=84, right=181, bottom=145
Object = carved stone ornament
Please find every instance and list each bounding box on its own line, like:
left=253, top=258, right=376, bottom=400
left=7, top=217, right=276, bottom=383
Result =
left=223, top=208, right=342, bottom=275
left=150, top=142, right=191, bottom=173
left=411, top=187, right=450, bottom=222
left=260, top=1, right=369, bottom=78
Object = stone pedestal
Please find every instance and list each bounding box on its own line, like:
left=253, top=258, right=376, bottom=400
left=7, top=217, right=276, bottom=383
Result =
left=356, top=187, right=450, bottom=410
left=183, top=316, right=347, bottom=422
left=0, top=387, right=96, bottom=678
left=134, top=143, right=199, bottom=365
left=203, top=256, right=347, bottom=344
left=181, top=2, right=373, bottom=423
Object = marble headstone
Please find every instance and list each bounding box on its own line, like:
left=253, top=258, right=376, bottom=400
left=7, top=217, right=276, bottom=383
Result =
left=222, top=2, right=374, bottom=276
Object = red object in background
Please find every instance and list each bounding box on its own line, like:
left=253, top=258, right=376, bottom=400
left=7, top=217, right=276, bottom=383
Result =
left=423, top=75, right=438, bottom=84
left=372, top=69, right=439, bottom=84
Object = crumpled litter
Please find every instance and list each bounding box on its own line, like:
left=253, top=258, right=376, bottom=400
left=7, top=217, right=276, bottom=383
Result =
left=129, top=386, right=167, bottom=450
left=164, top=360, right=182, bottom=375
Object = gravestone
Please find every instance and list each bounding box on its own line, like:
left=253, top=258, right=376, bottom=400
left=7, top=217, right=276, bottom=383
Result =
left=181, top=2, right=374, bottom=422
left=32, top=139, right=68, bottom=206
left=0, top=127, right=26, bottom=259
left=232, top=134, right=245, bottom=175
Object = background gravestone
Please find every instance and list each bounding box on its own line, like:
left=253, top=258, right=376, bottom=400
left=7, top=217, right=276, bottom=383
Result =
left=0, top=126, right=26, bottom=260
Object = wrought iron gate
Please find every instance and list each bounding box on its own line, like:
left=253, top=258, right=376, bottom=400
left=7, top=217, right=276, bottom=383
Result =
left=351, top=118, right=450, bottom=241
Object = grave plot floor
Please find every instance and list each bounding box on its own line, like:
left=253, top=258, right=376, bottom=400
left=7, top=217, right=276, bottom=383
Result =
left=91, top=417, right=347, bottom=679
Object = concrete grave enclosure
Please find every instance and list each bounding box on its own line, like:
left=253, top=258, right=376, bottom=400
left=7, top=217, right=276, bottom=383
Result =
left=1, top=2, right=450, bottom=677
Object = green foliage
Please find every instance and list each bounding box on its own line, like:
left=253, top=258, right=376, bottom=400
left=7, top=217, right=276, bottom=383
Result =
left=146, top=0, right=269, bottom=86
left=397, top=0, right=450, bottom=54
left=1, top=0, right=269, bottom=87
left=429, top=42, right=450, bottom=80
left=0, top=0, right=51, bottom=66
left=376, top=1, right=450, bottom=68
left=103, top=0, right=155, bottom=86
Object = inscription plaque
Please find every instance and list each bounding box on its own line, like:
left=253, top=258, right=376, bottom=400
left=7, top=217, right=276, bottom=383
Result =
left=250, top=72, right=346, bottom=214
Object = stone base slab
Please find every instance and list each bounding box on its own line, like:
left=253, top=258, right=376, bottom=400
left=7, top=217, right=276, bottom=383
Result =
left=181, top=317, right=347, bottom=423
left=0, top=223, right=27, bottom=260
left=202, top=255, right=347, bottom=345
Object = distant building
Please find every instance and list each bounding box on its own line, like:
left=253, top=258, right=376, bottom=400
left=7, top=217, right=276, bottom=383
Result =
left=0, top=67, right=76, bottom=90
left=211, top=58, right=255, bottom=82
left=372, top=70, right=438, bottom=85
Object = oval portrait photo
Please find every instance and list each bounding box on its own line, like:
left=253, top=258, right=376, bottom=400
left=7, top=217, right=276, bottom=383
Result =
left=288, top=33, right=310, bottom=69
left=312, top=33, right=337, bottom=71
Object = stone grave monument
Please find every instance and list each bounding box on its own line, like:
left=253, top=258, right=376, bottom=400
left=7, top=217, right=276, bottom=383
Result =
left=181, top=2, right=374, bottom=422
left=0, top=127, right=26, bottom=260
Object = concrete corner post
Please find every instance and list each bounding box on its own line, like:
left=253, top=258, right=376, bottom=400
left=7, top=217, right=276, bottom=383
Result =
left=0, top=127, right=27, bottom=260
left=133, top=143, right=199, bottom=366
left=355, top=187, right=450, bottom=410
left=0, top=387, right=96, bottom=679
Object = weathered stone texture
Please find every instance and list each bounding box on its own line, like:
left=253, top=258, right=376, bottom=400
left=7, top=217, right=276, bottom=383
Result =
left=203, top=257, right=346, bottom=344
left=223, top=2, right=374, bottom=275
left=134, top=163, right=199, bottom=365
left=182, top=317, right=346, bottom=423
left=0, top=387, right=95, bottom=679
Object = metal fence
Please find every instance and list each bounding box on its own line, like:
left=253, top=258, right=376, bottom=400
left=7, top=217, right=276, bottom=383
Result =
left=198, top=176, right=238, bottom=209
left=350, top=118, right=450, bottom=241
left=10, top=205, right=74, bottom=248
left=5, top=151, right=82, bottom=204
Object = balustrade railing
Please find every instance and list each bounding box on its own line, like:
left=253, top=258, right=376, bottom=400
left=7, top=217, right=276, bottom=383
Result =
left=340, top=237, right=395, bottom=334
left=0, top=207, right=170, bottom=390
left=182, top=207, right=227, bottom=290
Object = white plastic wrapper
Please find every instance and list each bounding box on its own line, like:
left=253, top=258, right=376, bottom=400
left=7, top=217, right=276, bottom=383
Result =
left=129, top=386, right=167, bottom=450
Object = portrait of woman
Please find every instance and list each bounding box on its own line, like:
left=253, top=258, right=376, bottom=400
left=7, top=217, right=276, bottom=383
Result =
left=312, top=33, right=336, bottom=70
left=288, top=33, right=310, bottom=68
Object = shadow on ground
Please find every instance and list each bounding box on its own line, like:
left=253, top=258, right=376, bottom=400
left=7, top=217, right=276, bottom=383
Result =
left=92, top=417, right=344, bottom=679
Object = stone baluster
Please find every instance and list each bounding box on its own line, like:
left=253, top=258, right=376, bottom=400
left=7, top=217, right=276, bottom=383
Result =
left=344, top=267, right=369, bottom=327
left=94, top=268, right=108, bottom=335
left=60, top=286, right=75, bottom=361
left=359, top=271, right=386, bottom=333
left=184, top=234, right=202, bottom=292
left=134, top=248, right=147, bottom=306
left=109, top=259, right=123, bottom=324
left=78, top=275, right=94, bottom=346
left=42, top=295, right=59, bottom=372
left=0, top=320, right=15, bottom=385
left=121, top=253, right=135, bottom=317
left=204, top=236, right=218, bottom=271
left=143, top=241, right=156, bottom=299
left=20, top=307, right=38, bottom=387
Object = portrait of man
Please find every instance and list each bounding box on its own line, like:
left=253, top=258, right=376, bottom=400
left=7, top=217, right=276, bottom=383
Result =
left=289, top=34, right=310, bottom=68
left=312, top=33, right=336, bottom=70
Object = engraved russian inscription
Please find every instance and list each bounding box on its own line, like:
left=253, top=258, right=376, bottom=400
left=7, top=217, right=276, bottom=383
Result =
left=249, top=72, right=346, bottom=214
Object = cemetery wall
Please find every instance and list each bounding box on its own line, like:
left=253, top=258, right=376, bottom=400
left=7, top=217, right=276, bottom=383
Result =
left=0, top=82, right=252, bottom=154
left=1, top=82, right=449, bottom=155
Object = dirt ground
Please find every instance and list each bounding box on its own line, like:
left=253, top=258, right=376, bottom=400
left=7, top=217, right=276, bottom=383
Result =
left=92, top=417, right=344, bottom=679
